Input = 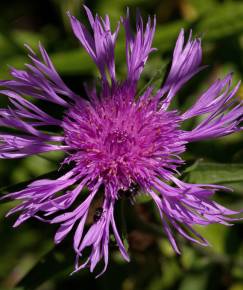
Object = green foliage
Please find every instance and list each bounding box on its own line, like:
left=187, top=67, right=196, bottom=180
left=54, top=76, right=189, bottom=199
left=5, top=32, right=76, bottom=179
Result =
left=197, top=2, right=243, bottom=40
left=0, top=0, right=243, bottom=289
left=185, top=162, right=243, bottom=184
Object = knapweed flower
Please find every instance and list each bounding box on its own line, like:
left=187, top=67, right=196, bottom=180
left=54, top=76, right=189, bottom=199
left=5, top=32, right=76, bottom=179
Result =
left=0, top=6, right=242, bottom=276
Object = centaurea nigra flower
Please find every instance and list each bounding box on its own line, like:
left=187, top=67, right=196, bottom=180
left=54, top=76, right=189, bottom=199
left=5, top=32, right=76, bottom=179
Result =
left=0, top=6, right=242, bottom=276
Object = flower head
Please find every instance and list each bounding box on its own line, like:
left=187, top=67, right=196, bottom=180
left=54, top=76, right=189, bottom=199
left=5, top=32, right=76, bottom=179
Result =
left=0, top=6, right=242, bottom=276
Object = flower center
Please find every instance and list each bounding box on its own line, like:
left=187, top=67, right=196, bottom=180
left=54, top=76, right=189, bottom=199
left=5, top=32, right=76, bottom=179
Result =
left=108, top=129, right=129, bottom=144
left=104, top=129, right=133, bottom=156
left=63, top=96, right=185, bottom=191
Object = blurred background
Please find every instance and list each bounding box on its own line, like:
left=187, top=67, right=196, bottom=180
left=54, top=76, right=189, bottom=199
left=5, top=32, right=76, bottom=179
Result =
left=0, top=0, right=243, bottom=289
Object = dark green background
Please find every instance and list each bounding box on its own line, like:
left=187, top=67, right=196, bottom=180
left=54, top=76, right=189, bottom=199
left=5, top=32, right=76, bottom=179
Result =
left=0, top=0, right=243, bottom=289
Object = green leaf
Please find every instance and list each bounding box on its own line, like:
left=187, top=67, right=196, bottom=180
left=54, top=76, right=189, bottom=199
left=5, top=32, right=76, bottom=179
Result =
left=179, top=273, right=207, bottom=290
left=194, top=224, right=228, bottom=254
left=154, top=20, right=189, bottom=52
left=183, top=159, right=203, bottom=174
left=197, top=3, right=243, bottom=40
left=0, top=169, right=62, bottom=196
left=12, top=30, right=45, bottom=50
left=187, top=0, right=217, bottom=15
left=184, top=162, right=243, bottom=184
left=51, top=49, right=96, bottom=75
left=17, top=243, right=75, bottom=290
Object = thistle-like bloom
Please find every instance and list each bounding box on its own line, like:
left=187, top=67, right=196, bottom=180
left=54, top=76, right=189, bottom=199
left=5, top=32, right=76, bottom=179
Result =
left=0, top=7, right=242, bottom=275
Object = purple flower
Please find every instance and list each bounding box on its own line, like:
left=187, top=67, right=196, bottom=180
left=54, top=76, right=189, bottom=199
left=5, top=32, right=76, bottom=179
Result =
left=0, top=6, right=242, bottom=276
